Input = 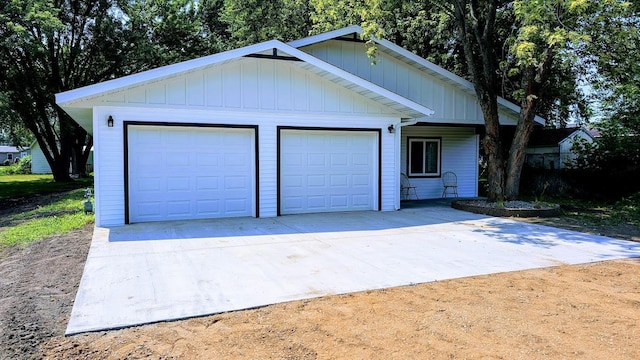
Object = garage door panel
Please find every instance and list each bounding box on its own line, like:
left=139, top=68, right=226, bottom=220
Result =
left=330, top=195, right=348, bottom=207
left=283, top=153, right=303, bottom=166
left=308, top=196, right=327, bottom=209
left=196, top=200, right=220, bottom=214
left=330, top=174, right=348, bottom=186
left=128, top=125, right=254, bottom=223
left=330, top=153, right=348, bottom=165
left=307, top=175, right=325, bottom=187
left=167, top=201, right=190, bottom=216
left=280, top=130, right=377, bottom=215
left=196, top=176, right=220, bottom=190
left=282, top=197, right=304, bottom=211
left=167, top=177, right=189, bottom=191
left=352, top=174, right=371, bottom=186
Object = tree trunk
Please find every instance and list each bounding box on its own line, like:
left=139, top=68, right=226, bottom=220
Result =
left=450, top=0, right=504, bottom=202
left=52, top=110, right=76, bottom=182
left=504, top=50, right=555, bottom=199
left=479, top=99, right=505, bottom=203
left=504, top=96, right=537, bottom=199
left=71, top=130, right=92, bottom=178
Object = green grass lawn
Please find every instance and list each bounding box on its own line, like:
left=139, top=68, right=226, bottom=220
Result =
left=556, top=195, right=640, bottom=227
left=525, top=193, right=640, bottom=228
left=0, top=175, right=95, bottom=249
left=0, top=174, right=93, bottom=201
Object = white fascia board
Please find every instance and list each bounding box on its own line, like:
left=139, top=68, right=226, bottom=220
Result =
left=291, top=25, right=546, bottom=125
left=56, top=40, right=285, bottom=105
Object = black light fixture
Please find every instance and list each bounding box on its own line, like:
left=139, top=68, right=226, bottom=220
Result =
left=387, top=124, right=395, bottom=133
left=107, top=115, right=114, bottom=128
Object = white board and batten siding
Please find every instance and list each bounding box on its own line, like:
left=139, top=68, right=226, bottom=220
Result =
left=300, top=40, right=518, bottom=125
left=88, top=57, right=400, bottom=226
left=401, top=126, right=479, bottom=199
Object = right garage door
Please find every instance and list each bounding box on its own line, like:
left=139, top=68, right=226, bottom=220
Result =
left=279, top=129, right=378, bottom=215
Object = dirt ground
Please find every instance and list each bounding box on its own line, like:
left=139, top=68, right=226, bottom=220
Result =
left=0, top=225, right=92, bottom=360
left=1, top=196, right=639, bottom=359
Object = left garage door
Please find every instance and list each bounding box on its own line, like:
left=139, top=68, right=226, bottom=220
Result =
left=127, top=125, right=255, bottom=223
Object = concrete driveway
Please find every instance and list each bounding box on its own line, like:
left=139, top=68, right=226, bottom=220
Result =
left=67, top=203, right=640, bottom=334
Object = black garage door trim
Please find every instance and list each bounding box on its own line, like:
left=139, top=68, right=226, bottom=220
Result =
left=276, top=126, right=382, bottom=216
left=123, top=121, right=259, bottom=224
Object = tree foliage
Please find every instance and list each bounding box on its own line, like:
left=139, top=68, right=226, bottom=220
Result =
left=0, top=0, right=126, bottom=180
left=222, top=0, right=312, bottom=46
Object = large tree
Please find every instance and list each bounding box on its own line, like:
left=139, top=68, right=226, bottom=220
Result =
left=0, top=0, right=131, bottom=180
left=502, top=0, right=631, bottom=198
left=325, top=0, right=627, bottom=201
left=0, top=0, right=225, bottom=180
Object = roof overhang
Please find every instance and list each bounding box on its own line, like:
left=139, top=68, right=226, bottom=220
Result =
left=57, top=39, right=434, bottom=134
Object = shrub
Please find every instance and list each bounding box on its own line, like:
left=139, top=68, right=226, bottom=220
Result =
left=16, top=155, right=32, bottom=174
left=0, top=155, right=32, bottom=175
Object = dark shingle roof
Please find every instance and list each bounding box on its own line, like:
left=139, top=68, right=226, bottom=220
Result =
left=527, top=127, right=581, bottom=147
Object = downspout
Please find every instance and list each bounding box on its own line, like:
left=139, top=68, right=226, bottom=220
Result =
left=394, top=118, right=419, bottom=210
left=398, top=118, right=418, bottom=128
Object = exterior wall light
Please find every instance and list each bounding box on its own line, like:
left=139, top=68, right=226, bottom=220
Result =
left=107, top=115, right=114, bottom=128
left=387, top=124, right=395, bottom=133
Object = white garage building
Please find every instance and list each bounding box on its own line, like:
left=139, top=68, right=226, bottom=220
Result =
left=56, top=26, right=535, bottom=227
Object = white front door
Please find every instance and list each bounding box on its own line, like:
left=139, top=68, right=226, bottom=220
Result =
left=127, top=125, right=255, bottom=223
left=279, top=129, right=378, bottom=215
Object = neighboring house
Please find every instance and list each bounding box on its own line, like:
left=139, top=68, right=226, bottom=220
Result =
left=31, top=141, right=95, bottom=174
left=0, top=146, right=30, bottom=164
left=56, top=26, right=543, bottom=227
left=525, top=127, right=594, bottom=169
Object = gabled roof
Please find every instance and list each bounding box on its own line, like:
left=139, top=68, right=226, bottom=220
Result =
left=289, top=25, right=545, bottom=125
left=528, top=127, right=592, bottom=147
left=0, top=146, right=28, bottom=153
left=57, top=39, right=434, bottom=132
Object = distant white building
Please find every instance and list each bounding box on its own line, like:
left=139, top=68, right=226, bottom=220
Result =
left=31, top=141, right=93, bottom=174
left=525, top=127, right=594, bottom=169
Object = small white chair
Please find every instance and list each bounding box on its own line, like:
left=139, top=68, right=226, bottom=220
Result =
left=401, top=173, right=419, bottom=200
left=442, top=171, right=458, bottom=198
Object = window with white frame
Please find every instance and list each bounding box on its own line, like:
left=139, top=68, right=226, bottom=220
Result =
left=7, top=153, right=13, bottom=161
left=407, top=137, right=441, bottom=177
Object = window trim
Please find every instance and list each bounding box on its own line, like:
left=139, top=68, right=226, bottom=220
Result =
left=6, top=153, right=13, bottom=160
left=406, top=137, right=442, bottom=178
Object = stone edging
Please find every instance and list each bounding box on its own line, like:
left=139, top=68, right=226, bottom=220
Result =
left=451, top=200, right=561, bottom=218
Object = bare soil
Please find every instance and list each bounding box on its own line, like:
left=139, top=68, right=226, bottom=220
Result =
left=0, top=225, right=92, bottom=360
left=1, top=195, right=639, bottom=359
